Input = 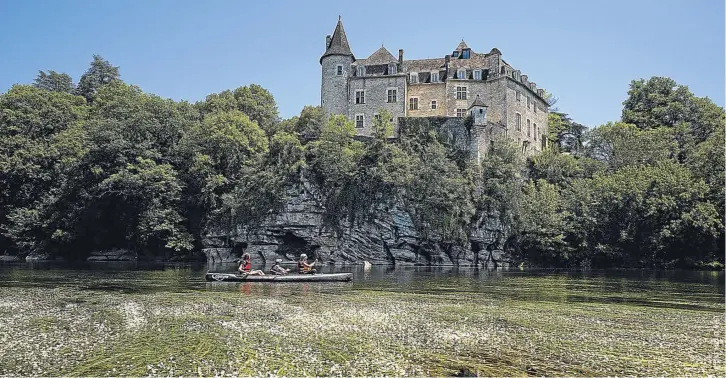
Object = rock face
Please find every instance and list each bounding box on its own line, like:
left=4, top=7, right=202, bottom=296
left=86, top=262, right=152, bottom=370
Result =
left=0, top=255, right=20, bottom=262
left=87, top=249, right=136, bottom=261
left=203, top=179, right=511, bottom=267
left=25, top=252, right=53, bottom=262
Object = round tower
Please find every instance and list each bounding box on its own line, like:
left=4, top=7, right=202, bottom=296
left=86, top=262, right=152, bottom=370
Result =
left=320, top=17, right=354, bottom=117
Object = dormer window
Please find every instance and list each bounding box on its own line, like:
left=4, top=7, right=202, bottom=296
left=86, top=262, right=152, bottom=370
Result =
left=452, top=51, right=460, bottom=58
left=388, top=63, right=397, bottom=75
left=357, top=66, right=364, bottom=77
left=410, top=72, right=418, bottom=84
left=474, top=70, right=482, bottom=80
left=457, top=69, right=466, bottom=80
left=431, top=72, right=439, bottom=83
left=462, top=49, right=470, bottom=59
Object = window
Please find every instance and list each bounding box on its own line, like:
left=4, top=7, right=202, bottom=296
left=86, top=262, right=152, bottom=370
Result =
left=516, top=113, right=522, bottom=131
left=431, top=100, right=437, bottom=110
left=527, top=96, right=531, bottom=109
left=389, top=63, right=397, bottom=74
left=456, top=86, right=467, bottom=100
left=410, top=72, right=418, bottom=84
left=457, top=108, right=466, bottom=118
left=516, top=92, right=521, bottom=102
left=336, top=65, right=343, bottom=76
left=374, top=113, right=381, bottom=123
left=527, top=119, right=531, bottom=136
left=409, top=97, right=419, bottom=110
left=355, top=114, right=364, bottom=128
left=431, top=72, right=439, bottom=83
left=534, top=124, right=537, bottom=140
left=462, top=49, right=470, bottom=59
left=357, top=66, right=364, bottom=77
left=458, top=69, right=466, bottom=79
left=452, top=51, right=460, bottom=58
left=355, top=90, right=365, bottom=104
left=387, top=89, right=397, bottom=103
left=474, top=70, right=482, bottom=80
left=534, top=103, right=538, bottom=113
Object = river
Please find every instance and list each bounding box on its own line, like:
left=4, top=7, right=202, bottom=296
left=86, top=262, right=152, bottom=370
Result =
left=0, top=262, right=723, bottom=376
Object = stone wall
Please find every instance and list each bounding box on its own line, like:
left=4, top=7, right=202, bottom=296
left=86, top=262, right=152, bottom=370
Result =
left=406, top=82, right=446, bottom=117
left=321, top=54, right=353, bottom=117
left=347, top=75, right=406, bottom=136
left=505, top=77, right=549, bottom=156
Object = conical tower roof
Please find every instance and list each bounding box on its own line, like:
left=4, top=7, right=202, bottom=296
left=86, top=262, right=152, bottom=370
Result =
left=320, top=17, right=354, bottom=64
left=456, top=40, right=469, bottom=50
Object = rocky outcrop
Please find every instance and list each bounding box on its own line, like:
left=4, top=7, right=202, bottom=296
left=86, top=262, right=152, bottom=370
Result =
left=25, top=252, right=53, bottom=262
left=0, top=255, right=20, bottom=262
left=87, top=249, right=136, bottom=261
left=203, top=247, right=239, bottom=264
left=203, top=178, right=511, bottom=267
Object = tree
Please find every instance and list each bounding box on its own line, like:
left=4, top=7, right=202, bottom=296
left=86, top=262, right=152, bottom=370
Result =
left=583, top=122, right=678, bottom=171
left=564, top=162, right=722, bottom=267
left=74, top=55, right=120, bottom=103
left=33, top=70, right=75, bottom=93
left=622, top=76, right=724, bottom=141
left=547, top=112, right=586, bottom=153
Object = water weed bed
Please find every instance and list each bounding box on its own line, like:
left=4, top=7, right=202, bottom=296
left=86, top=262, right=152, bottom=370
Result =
left=0, top=269, right=723, bottom=377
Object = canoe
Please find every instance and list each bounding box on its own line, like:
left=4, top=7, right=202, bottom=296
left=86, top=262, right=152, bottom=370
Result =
left=205, top=272, right=353, bottom=282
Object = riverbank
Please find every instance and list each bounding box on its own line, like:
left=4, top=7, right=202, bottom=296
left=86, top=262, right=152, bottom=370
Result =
left=0, top=268, right=723, bottom=377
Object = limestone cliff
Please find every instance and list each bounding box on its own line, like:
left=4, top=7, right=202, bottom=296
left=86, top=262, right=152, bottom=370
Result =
left=202, top=178, right=509, bottom=266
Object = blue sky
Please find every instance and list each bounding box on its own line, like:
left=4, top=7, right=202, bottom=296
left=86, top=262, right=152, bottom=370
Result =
left=0, top=0, right=723, bottom=127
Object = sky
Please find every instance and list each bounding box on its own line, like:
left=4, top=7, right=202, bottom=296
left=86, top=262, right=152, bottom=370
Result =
left=0, top=0, right=723, bottom=128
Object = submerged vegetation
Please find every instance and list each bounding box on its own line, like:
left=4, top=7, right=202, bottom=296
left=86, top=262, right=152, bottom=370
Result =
left=0, top=57, right=723, bottom=268
left=0, top=268, right=723, bottom=377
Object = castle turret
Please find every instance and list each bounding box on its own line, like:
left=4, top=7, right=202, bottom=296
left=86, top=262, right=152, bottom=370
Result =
left=468, top=95, right=488, bottom=126
left=320, top=16, right=354, bottom=117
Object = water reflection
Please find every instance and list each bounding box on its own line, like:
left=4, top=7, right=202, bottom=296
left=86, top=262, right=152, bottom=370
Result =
left=0, top=261, right=723, bottom=311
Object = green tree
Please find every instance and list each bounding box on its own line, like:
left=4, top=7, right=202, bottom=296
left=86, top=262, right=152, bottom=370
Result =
left=33, top=70, right=75, bottom=93
left=622, top=76, right=724, bottom=141
left=74, top=55, right=121, bottom=103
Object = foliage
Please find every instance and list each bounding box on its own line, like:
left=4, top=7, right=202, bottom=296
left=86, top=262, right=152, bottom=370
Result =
left=0, top=60, right=722, bottom=268
left=33, top=70, right=75, bottom=93
left=74, top=55, right=120, bottom=103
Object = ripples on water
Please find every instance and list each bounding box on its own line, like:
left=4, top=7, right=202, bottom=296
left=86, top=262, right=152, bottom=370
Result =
left=0, top=261, right=723, bottom=312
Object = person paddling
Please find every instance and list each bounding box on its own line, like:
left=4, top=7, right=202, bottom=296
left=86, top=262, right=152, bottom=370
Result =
left=238, top=253, right=265, bottom=276
left=297, top=254, right=317, bottom=274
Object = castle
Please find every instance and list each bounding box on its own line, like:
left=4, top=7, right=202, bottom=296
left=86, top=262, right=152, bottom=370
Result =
left=320, top=17, right=549, bottom=159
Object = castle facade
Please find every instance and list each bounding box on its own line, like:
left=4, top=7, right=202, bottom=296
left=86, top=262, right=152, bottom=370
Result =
left=320, top=17, right=549, bottom=157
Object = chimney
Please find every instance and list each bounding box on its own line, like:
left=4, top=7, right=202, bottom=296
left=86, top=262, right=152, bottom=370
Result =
left=326, top=35, right=331, bottom=48
left=445, top=55, right=450, bottom=63
left=398, top=49, right=404, bottom=64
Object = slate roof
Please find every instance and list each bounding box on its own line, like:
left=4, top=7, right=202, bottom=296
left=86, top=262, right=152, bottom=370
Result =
left=456, top=40, right=469, bottom=50
left=402, top=58, right=446, bottom=72
left=468, top=95, right=487, bottom=109
left=358, top=46, right=397, bottom=65
left=320, top=17, right=354, bottom=63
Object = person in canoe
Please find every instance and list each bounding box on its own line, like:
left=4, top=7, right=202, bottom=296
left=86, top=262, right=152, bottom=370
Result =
left=270, top=259, right=290, bottom=275
left=297, top=254, right=317, bottom=274
left=238, top=253, right=265, bottom=276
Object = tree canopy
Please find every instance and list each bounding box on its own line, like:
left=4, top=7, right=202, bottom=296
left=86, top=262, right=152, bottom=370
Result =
left=0, top=60, right=722, bottom=268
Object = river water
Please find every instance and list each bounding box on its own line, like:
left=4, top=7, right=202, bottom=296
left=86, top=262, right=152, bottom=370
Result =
left=0, top=262, right=723, bottom=376
left=0, top=262, right=723, bottom=312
